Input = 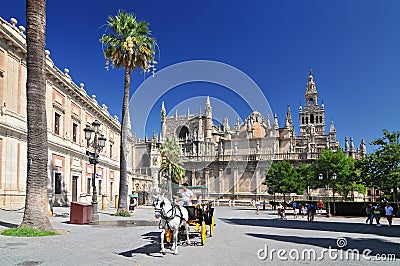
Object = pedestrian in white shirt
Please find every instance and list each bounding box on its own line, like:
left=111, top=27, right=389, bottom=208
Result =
left=385, top=203, right=394, bottom=227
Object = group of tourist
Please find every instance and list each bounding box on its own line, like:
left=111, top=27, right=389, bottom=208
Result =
left=365, top=202, right=394, bottom=227
left=264, top=201, right=321, bottom=222
left=253, top=198, right=396, bottom=227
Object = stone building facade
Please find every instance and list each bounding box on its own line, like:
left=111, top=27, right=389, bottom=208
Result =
left=154, top=70, right=366, bottom=200
left=0, top=16, right=153, bottom=209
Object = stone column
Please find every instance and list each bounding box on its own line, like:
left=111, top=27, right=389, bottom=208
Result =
left=218, top=167, right=223, bottom=195
left=233, top=165, right=238, bottom=194
left=255, top=169, right=260, bottom=195
left=205, top=168, right=210, bottom=198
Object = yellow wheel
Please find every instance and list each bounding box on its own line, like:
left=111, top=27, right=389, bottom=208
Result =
left=201, top=221, right=207, bottom=245
left=165, top=229, right=172, bottom=244
left=210, top=216, right=215, bottom=237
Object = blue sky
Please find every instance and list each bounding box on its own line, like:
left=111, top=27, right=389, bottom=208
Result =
left=2, top=1, right=400, bottom=152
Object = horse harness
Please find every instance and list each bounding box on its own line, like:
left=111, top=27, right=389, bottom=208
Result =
left=156, top=200, right=186, bottom=230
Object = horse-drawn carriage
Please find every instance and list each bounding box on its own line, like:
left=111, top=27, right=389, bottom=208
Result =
left=181, top=201, right=215, bottom=245
left=153, top=195, right=215, bottom=255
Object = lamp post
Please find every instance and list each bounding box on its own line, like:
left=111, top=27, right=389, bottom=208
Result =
left=84, top=120, right=106, bottom=223
left=318, top=172, right=337, bottom=217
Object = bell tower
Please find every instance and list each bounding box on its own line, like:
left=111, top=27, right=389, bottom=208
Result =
left=299, top=68, right=325, bottom=136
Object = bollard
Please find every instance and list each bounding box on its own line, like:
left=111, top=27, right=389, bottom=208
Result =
left=102, top=195, right=107, bottom=210
left=233, top=200, right=236, bottom=207
left=229, top=199, right=231, bottom=207
left=115, top=195, right=119, bottom=209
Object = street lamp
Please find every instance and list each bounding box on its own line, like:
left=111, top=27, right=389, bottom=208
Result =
left=318, top=172, right=337, bottom=217
left=84, top=120, right=106, bottom=223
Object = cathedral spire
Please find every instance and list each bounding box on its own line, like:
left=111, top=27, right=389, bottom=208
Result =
left=300, top=68, right=325, bottom=136
left=286, top=104, right=293, bottom=129
left=273, top=113, right=279, bottom=129
left=223, top=116, right=230, bottom=131
left=161, top=101, right=166, bottom=117
left=205, top=96, right=213, bottom=139
left=161, top=101, right=167, bottom=140
left=329, top=121, right=336, bottom=133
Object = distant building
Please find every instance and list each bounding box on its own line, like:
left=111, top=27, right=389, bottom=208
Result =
left=153, top=69, right=366, bottom=200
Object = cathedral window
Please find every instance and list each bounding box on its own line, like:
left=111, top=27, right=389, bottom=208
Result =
left=178, top=126, right=189, bottom=139
left=310, top=114, right=314, bottom=123
left=302, top=117, right=304, bottom=124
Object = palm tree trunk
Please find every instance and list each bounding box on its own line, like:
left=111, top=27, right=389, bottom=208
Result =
left=21, top=0, right=53, bottom=231
left=117, top=67, right=130, bottom=212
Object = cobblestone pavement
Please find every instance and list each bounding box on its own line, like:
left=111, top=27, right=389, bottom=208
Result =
left=0, top=206, right=399, bottom=265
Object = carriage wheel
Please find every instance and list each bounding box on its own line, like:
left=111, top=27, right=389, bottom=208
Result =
left=164, top=229, right=172, bottom=244
left=200, top=221, right=207, bottom=245
left=209, top=216, right=215, bottom=237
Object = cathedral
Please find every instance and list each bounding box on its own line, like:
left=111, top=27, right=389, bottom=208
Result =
left=154, top=69, right=366, bottom=200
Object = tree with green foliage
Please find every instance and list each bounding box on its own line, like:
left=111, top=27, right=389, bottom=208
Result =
left=360, top=130, right=400, bottom=202
left=315, top=149, right=365, bottom=201
left=100, top=10, right=157, bottom=212
left=265, top=161, right=301, bottom=203
left=297, top=163, right=316, bottom=200
left=159, top=137, right=185, bottom=200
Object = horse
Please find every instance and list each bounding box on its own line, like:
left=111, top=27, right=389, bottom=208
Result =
left=153, top=195, right=191, bottom=255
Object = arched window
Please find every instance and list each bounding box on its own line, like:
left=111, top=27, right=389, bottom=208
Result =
left=178, top=126, right=189, bottom=139
left=310, top=114, right=314, bottom=123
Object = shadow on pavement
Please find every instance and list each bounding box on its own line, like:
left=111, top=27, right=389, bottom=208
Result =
left=119, top=231, right=164, bottom=258
left=247, top=233, right=400, bottom=258
left=222, top=218, right=400, bottom=238
left=0, top=221, right=18, bottom=228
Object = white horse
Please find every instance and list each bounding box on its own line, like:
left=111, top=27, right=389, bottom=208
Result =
left=153, top=195, right=191, bottom=255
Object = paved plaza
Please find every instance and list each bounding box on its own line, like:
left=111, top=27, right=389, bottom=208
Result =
left=0, top=206, right=399, bottom=265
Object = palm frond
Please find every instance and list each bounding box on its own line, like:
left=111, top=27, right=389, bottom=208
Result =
left=100, top=10, right=157, bottom=73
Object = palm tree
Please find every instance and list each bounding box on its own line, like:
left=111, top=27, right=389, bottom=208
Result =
left=159, top=137, right=185, bottom=200
left=20, top=0, right=54, bottom=231
left=100, top=10, right=157, bottom=212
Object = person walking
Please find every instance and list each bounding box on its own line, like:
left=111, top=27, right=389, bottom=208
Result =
left=277, top=203, right=286, bottom=219
left=255, top=199, right=260, bottom=215
left=307, top=203, right=316, bottom=222
left=374, top=203, right=384, bottom=227
left=385, top=202, right=394, bottom=227
left=293, top=205, right=298, bottom=219
left=365, top=204, right=373, bottom=224
left=317, top=200, right=324, bottom=214
left=129, top=196, right=136, bottom=213
left=301, top=204, right=307, bottom=219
